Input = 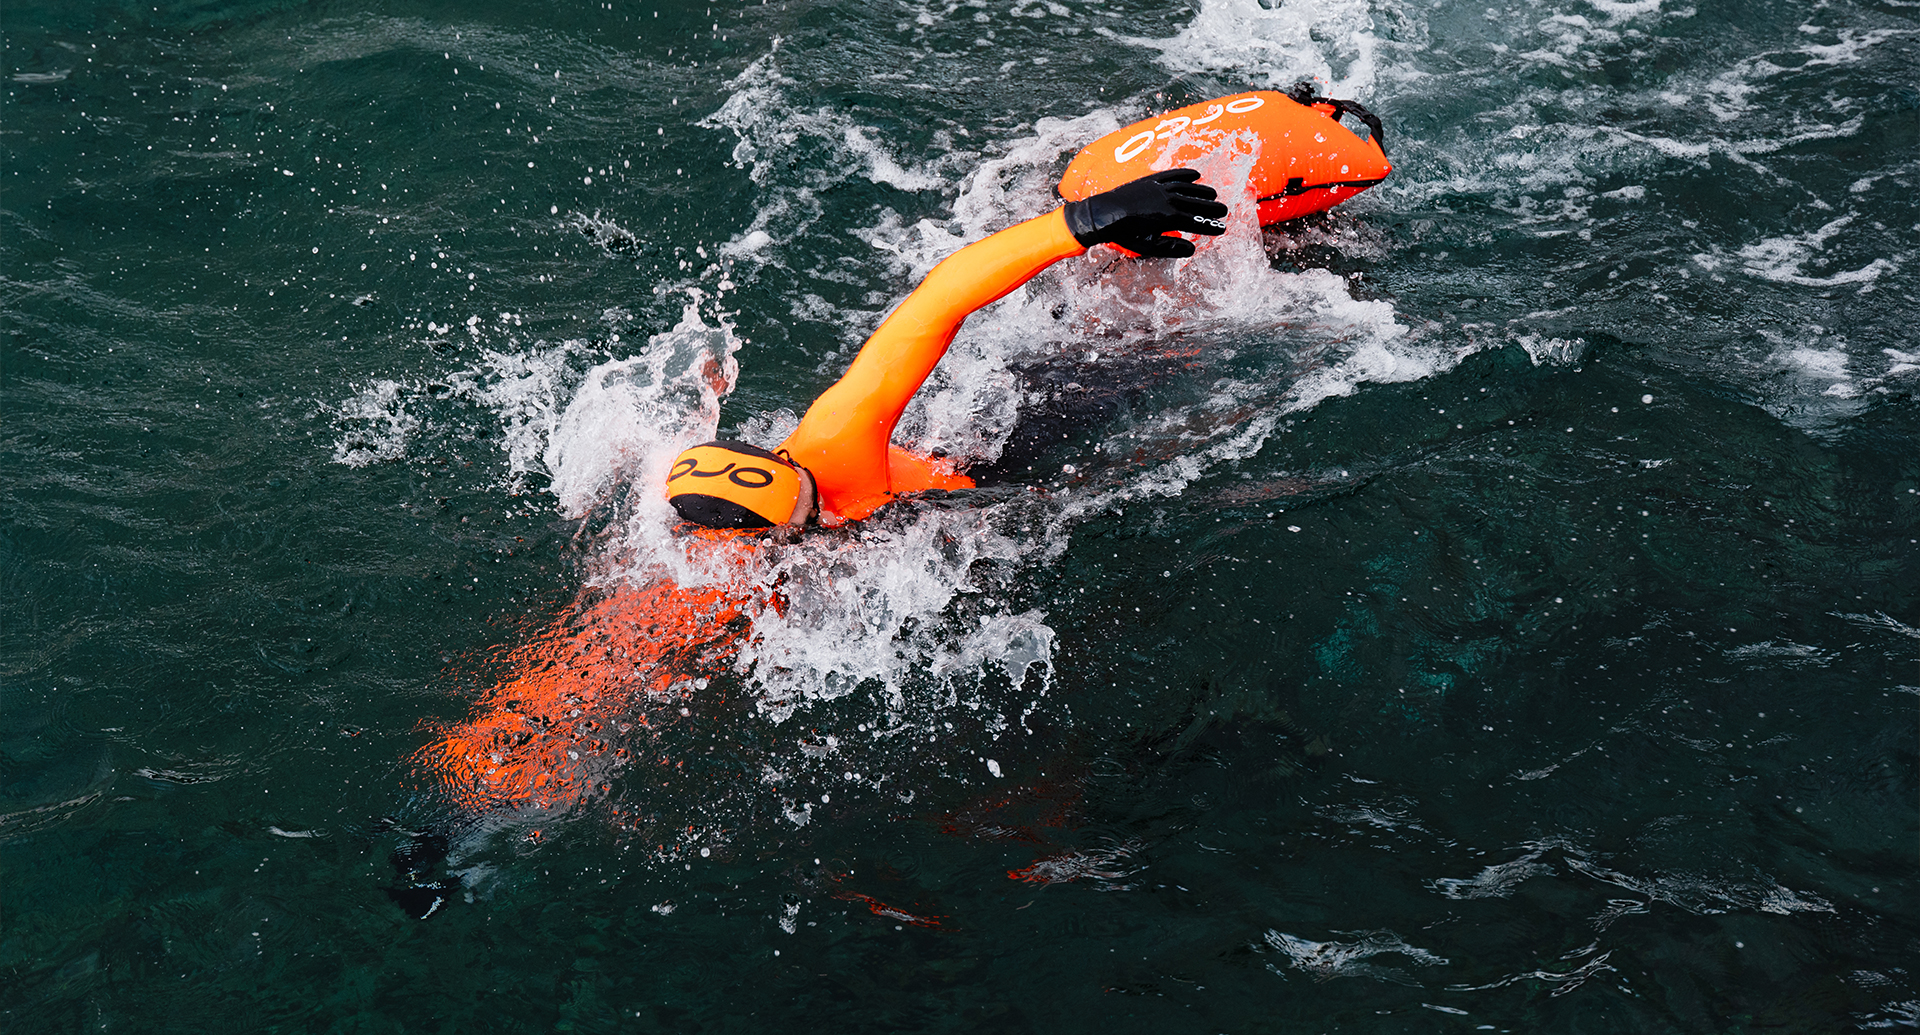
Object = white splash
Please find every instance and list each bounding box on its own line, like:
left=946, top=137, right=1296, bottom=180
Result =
left=1432, top=854, right=1555, bottom=900
left=1123, top=0, right=1381, bottom=96
left=1264, top=928, right=1449, bottom=982
left=326, top=322, right=600, bottom=493
left=1724, top=640, right=1835, bottom=667
left=1563, top=854, right=1835, bottom=916
left=1585, top=0, right=1667, bottom=20
left=1833, top=611, right=1920, bottom=641
left=699, top=49, right=970, bottom=268
left=543, top=300, right=741, bottom=519
left=1733, top=216, right=1895, bottom=289
left=1885, top=349, right=1920, bottom=379
left=1431, top=841, right=1837, bottom=927
left=330, top=379, right=419, bottom=467
left=1386, top=13, right=1893, bottom=217
left=452, top=341, right=594, bottom=491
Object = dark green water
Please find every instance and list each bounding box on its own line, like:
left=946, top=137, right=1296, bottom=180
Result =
left=4, top=0, right=1916, bottom=1031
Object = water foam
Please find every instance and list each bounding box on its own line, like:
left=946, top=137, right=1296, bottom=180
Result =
left=1124, top=0, right=1382, bottom=96
left=330, top=378, right=419, bottom=467
left=1726, top=215, right=1896, bottom=290
left=543, top=298, right=741, bottom=518
left=1263, top=928, right=1450, bottom=982
left=327, top=318, right=600, bottom=494
left=699, top=47, right=971, bottom=270
left=1430, top=840, right=1836, bottom=918
left=1332, top=1, right=1910, bottom=445
left=1382, top=11, right=1895, bottom=210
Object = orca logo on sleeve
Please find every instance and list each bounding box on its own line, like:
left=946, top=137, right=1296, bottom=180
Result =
left=665, top=440, right=803, bottom=528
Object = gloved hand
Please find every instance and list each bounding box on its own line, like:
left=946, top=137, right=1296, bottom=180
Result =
left=1063, top=168, right=1229, bottom=258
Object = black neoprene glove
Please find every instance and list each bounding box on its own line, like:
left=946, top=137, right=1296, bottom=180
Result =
left=1063, top=168, right=1230, bottom=258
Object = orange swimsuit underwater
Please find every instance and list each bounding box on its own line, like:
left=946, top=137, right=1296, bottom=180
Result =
left=418, top=170, right=1229, bottom=819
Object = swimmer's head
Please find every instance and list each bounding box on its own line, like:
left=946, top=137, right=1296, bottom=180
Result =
left=666, top=440, right=816, bottom=529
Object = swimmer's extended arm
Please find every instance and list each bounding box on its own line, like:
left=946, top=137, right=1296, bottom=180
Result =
left=780, top=208, right=1085, bottom=519
left=779, top=171, right=1227, bottom=520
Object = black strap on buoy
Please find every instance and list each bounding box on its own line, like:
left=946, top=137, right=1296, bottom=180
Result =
left=1284, top=81, right=1388, bottom=157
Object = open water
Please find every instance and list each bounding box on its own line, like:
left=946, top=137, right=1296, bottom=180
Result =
left=3, top=0, right=1917, bottom=1031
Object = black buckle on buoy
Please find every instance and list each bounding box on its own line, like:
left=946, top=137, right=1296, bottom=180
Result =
left=1284, top=80, right=1388, bottom=157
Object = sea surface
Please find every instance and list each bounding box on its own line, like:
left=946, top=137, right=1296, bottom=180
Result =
left=3, top=0, right=1917, bottom=1031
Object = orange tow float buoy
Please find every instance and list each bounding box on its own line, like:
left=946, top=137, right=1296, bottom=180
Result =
left=1060, top=87, right=1391, bottom=227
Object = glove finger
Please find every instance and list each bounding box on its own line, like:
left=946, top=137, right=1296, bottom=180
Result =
left=1170, top=196, right=1230, bottom=220
left=1166, top=181, right=1219, bottom=202
left=1148, top=167, right=1203, bottom=185
left=1123, top=233, right=1196, bottom=258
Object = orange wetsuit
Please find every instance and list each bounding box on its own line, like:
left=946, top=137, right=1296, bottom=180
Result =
left=778, top=207, right=1086, bottom=521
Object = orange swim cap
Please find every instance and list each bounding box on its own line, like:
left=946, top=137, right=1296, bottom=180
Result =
left=666, top=440, right=804, bottom=528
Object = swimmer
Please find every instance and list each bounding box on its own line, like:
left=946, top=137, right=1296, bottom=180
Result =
left=666, top=168, right=1229, bottom=530
left=400, top=171, right=1227, bottom=911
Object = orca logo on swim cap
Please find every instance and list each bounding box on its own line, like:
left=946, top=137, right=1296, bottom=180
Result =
left=666, top=440, right=803, bottom=529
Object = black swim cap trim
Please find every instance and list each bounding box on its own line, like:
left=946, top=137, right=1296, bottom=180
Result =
left=670, top=493, right=777, bottom=529
left=694, top=440, right=794, bottom=468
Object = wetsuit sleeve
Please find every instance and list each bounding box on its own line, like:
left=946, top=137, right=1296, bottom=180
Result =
left=778, top=207, right=1085, bottom=520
